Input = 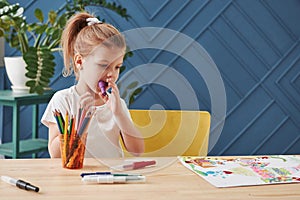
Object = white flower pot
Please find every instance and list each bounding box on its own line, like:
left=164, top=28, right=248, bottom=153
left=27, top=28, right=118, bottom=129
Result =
left=4, top=56, right=30, bottom=93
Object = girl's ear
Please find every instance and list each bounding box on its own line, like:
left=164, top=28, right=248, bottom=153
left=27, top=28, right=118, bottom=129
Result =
left=74, top=54, right=83, bottom=69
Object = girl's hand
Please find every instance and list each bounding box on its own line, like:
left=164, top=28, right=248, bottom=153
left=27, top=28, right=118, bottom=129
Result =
left=105, top=78, right=122, bottom=115
left=79, top=92, right=98, bottom=111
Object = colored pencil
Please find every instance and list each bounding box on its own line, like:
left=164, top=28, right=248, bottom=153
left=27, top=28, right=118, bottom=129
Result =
left=63, top=111, right=69, bottom=160
left=78, top=111, right=92, bottom=136
left=56, top=109, right=65, bottom=129
left=77, top=107, right=82, bottom=130
left=69, top=115, right=76, bottom=151
left=53, top=111, right=63, bottom=134
left=78, top=108, right=87, bottom=132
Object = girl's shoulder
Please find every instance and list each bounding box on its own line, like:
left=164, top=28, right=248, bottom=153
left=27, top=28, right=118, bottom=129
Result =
left=53, top=86, right=78, bottom=99
left=47, top=86, right=79, bottom=114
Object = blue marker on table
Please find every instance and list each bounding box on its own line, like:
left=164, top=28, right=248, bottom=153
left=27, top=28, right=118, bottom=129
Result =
left=80, top=172, right=111, bottom=177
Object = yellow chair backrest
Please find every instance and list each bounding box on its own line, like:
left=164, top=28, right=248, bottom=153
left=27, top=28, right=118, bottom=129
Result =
left=123, top=109, right=210, bottom=157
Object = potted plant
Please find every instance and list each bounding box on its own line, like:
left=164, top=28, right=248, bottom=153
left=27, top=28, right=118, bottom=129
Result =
left=0, top=1, right=30, bottom=92
left=0, top=0, right=131, bottom=95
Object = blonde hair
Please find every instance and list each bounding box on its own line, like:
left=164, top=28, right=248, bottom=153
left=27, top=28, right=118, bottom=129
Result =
left=61, top=12, right=126, bottom=78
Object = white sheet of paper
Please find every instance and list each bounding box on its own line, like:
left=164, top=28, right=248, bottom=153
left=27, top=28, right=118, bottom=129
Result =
left=178, top=155, right=300, bottom=187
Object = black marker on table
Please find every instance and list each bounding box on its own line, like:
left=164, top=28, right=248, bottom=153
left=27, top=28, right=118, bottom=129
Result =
left=1, top=175, right=39, bottom=192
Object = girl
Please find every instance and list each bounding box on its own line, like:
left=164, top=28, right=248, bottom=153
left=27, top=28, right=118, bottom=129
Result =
left=41, top=12, right=144, bottom=158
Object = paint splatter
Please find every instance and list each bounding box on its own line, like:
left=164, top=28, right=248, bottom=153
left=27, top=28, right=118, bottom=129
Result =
left=231, top=167, right=256, bottom=176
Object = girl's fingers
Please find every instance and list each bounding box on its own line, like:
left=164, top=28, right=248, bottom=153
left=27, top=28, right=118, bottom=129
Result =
left=107, top=81, right=120, bottom=97
left=79, top=92, right=96, bottom=110
left=99, top=92, right=109, bottom=102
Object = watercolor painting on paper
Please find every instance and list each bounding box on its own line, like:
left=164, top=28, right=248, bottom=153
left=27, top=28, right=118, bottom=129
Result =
left=178, top=155, right=300, bottom=187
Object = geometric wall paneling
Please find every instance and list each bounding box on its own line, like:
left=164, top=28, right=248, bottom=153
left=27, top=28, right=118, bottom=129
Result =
left=1, top=0, right=300, bottom=157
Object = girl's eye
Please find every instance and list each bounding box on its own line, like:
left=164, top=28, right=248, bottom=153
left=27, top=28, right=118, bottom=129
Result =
left=98, top=64, right=108, bottom=68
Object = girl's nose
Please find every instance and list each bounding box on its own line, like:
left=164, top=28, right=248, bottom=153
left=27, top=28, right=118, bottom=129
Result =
left=106, top=71, right=113, bottom=79
left=106, top=67, right=118, bottom=77
left=105, top=70, right=116, bottom=82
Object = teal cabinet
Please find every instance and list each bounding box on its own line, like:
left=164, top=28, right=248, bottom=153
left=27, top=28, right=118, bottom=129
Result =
left=0, top=90, right=54, bottom=158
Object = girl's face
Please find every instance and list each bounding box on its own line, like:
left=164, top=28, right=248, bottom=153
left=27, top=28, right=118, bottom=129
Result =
left=76, top=44, right=124, bottom=95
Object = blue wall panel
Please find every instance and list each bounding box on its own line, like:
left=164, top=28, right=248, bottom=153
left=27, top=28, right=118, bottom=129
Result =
left=1, top=0, right=299, bottom=157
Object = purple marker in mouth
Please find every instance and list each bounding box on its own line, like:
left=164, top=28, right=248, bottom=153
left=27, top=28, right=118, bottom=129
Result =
left=98, top=81, right=108, bottom=96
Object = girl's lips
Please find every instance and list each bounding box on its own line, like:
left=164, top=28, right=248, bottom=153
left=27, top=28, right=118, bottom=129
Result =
left=98, top=80, right=108, bottom=96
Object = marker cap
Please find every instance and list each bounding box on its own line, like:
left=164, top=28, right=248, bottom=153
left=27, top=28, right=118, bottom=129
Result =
left=16, top=180, right=39, bottom=192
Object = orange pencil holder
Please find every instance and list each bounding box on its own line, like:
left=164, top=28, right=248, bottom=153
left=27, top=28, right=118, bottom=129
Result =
left=60, top=132, right=88, bottom=169
left=54, top=108, right=93, bottom=169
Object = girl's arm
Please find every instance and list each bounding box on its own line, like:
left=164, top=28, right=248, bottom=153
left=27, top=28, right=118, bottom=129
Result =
left=114, top=112, right=144, bottom=156
left=48, top=122, right=61, bottom=158
left=106, top=80, right=144, bottom=156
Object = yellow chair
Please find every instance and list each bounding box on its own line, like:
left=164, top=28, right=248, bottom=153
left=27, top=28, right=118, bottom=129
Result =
left=122, top=109, right=211, bottom=157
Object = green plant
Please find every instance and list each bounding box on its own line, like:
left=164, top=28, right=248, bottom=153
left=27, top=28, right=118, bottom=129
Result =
left=0, top=0, right=62, bottom=94
left=0, top=0, right=136, bottom=95
left=0, top=2, right=27, bottom=53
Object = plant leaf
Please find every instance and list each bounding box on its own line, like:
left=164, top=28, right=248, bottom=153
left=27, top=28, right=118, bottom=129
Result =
left=48, top=10, right=57, bottom=25
left=119, top=65, right=126, bottom=74
left=129, top=95, right=134, bottom=105
left=121, top=90, right=127, bottom=99
left=25, top=80, right=36, bottom=87
left=34, top=24, right=47, bottom=34
left=126, top=81, right=138, bottom=89
left=35, top=85, right=44, bottom=95
left=132, top=87, right=143, bottom=95
left=34, top=8, right=44, bottom=23
left=25, top=71, right=37, bottom=79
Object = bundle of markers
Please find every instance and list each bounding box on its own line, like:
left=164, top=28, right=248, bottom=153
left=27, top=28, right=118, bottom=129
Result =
left=53, top=108, right=94, bottom=169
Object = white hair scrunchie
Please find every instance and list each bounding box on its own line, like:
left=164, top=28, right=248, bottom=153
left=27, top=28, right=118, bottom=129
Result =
left=86, top=17, right=102, bottom=26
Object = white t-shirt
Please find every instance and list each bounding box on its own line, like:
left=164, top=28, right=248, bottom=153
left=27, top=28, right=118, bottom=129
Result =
left=41, top=86, right=130, bottom=158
